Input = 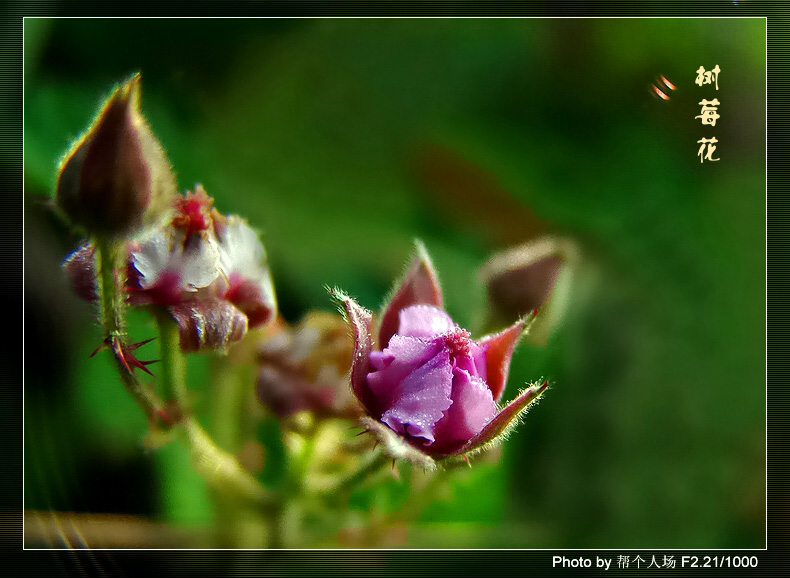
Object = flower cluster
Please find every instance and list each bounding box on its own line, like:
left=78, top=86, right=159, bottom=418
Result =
left=56, top=74, right=560, bottom=487
left=64, top=185, right=277, bottom=352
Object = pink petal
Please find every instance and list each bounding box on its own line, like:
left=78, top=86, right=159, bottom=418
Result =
left=375, top=340, right=453, bottom=444
left=367, top=336, right=445, bottom=410
left=378, top=241, right=443, bottom=349
left=62, top=243, right=97, bottom=302
left=396, top=304, right=456, bottom=340
left=223, top=274, right=276, bottom=328
left=128, top=269, right=182, bottom=306
left=430, top=369, right=498, bottom=456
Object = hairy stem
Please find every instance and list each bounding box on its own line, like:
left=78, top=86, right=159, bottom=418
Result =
left=96, top=236, right=125, bottom=338
left=94, top=239, right=276, bottom=540
left=94, top=236, right=166, bottom=424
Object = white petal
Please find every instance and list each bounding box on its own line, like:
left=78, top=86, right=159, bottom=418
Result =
left=180, top=235, right=222, bottom=289
left=219, top=217, right=267, bottom=279
left=131, top=231, right=171, bottom=289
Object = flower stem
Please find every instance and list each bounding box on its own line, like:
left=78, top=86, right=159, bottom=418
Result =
left=155, top=310, right=187, bottom=405
left=270, top=420, right=320, bottom=549
left=94, top=236, right=166, bottom=425
left=95, top=236, right=125, bottom=339
left=94, top=238, right=276, bottom=540
left=154, top=313, right=276, bottom=511
left=207, top=355, right=266, bottom=548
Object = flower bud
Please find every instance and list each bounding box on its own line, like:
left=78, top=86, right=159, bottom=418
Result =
left=479, top=236, right=578, bottom=345
left=170, top=299, right=248, bottom=353
left=55, top=73, right=176, bottom=238
left=256, top=312, right=357, bottom=419
left=334, top=242, right=549, bottom=466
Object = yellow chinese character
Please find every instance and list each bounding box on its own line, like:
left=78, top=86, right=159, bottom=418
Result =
left=695, top=98, right=720, bottom=126
left=697, top=137, right=720, bottom=163
left=695, top=65, right=721, bottom=90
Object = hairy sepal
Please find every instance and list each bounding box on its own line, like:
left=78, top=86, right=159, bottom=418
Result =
left=330, top=289, right=377, bottom=415
left=377, top=240, right=443, bottom=349
left=360, top=417, right=438, bottom=471
left=451, top=380, right=549, bottom=460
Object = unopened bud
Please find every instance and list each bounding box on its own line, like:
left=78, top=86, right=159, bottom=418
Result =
left=55, top=73, right=176, bottom=237
left=170, top=299, right=248, bottom=353
left=479, top=236, right=578, bottom=345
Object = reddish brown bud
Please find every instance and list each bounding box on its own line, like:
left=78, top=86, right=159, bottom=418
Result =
left=479, top=237, right=578, bottom=345
left=55, top=73, right=176, bottom=237
left=169, top=299, right=248, bottom=352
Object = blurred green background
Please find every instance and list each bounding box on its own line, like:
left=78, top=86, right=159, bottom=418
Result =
left=24, top=18, right=765, bottom=548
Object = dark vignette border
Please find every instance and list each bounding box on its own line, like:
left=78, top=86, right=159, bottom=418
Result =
left=0, top=1, right=785, bottom=18
left=10, top=1, right=784, bottom=576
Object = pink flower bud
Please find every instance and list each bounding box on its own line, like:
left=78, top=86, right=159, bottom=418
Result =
left=55, top=73, right=176, bottom=237
left=335, top=242, right=549, bottom=465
